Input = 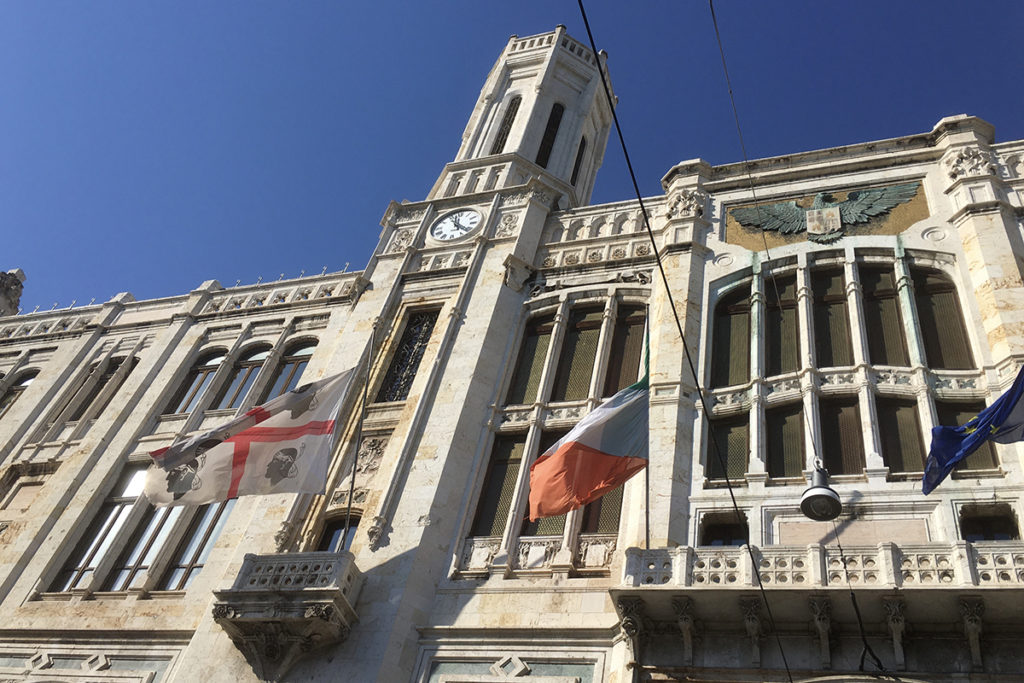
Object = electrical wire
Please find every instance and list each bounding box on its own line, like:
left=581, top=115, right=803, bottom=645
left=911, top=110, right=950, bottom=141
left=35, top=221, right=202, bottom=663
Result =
left=575, top=2, right=794, bottom=681
left=831, top=519, right=887, bottom=673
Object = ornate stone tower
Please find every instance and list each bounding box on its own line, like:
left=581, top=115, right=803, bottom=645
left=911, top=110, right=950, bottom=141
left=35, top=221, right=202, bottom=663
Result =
left=426, top=25, right=615, bottom=209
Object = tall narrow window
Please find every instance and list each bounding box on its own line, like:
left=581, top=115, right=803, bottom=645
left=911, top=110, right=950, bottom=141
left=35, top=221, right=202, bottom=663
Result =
left=318, top=515, right=360, bottom=553
left=819, top=396, right=864, bottom=475
left=912, top=268, right=974, bottom=370
left=261, top=341, right=317, bottom=402
left=489, top=96, right=521, bottom=155
left=470, top=435, right=526, bottom=537
left=104, top=505, right=185, bottom=591
left=165, top=352, right=225, bottom=415
left=860, top=265, right=909, bottom=366
left=158, top=500, right=235, bottom=591
left=936, top=400, right=998, bottom=470
left=521, top=431, right=568, bottom=536
left=711, top=285, right=751, bottom=388
left=876, top=396, right=925, bottom=473
left=765, top=274, right=799, bottom=376
left=534, top=103, right=564, bottom=169
left=603, top=305, right=646, bottom=396
left=707, top=414, right=748, bottom=480
left=67, top=356, right=138, bottom=422
left=812, top=269, right=853, bottom=367
left=211, top=347, right=270, bottom=411
left=570, top=136, right=588, bottom=186
left=766, top=402, right=804, bottom=478
left=0, top=370, right=38, bottom=420
left=52, top=465, right=147, bottom=592
left=375, top=310, right=439, bottom=403
left=550, top=307, right=603, bottom=402
left=505, top=314, right=555, bottom=405
left=579, top=484, right=623, bottom=534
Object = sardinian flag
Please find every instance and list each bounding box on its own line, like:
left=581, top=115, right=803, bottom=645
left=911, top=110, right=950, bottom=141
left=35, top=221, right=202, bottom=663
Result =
left=144, top=369, right=354, bottom=506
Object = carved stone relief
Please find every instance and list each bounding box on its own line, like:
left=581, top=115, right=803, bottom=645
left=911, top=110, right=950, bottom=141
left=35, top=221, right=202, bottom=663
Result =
left=944, top=147, right=998, bottom=180
left=665, top=189, right=707, bottom=219
left=355, top=436, right=389, bottom=475
left=496, top=213, right=520, bottom=238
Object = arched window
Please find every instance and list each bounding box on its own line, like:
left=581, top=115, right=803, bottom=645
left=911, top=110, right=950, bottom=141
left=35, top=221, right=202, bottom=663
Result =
left=0, top=370, right=38, bottom=420
left=550, top=306, right=603, bottom=402
left=912, top=267, right=974, bottom=369
left=570, top=135, right=588, bottom=186
left=261, top=341, right=317, bottom=402
left=66, top=356, right=138, bottom=422
left=711, top=285, right=751, bottom=388
left=489, top=95, right=521, bottom=155
left=211, top=346, right=271, bottom=411
left=765, top=274, right=799, bottom=376
left=812, top=268, right=853, bottom=367
left=860, top=265, right=909, bottom=366
left=317, top=515, right=360, bottom=553
left=165, top=351, right=226, bottom=415
left=534, top=103, right=564, bottom=169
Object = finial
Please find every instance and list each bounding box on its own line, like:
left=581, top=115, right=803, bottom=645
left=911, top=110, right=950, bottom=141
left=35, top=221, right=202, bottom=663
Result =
left=234, top=279, right=241, bottom=287
left=256, top=276, right=263, bottom=285
left=343, top=262, right=350, bottom=272
left=320, top=266, right=327, bottom=275
left=278, top=273, right=284, bottom=281
left=50, top=302, right=58, bottom=310
left=68, top=300, right=76, bottom=308
left=298, top=269, right=305, bottom=278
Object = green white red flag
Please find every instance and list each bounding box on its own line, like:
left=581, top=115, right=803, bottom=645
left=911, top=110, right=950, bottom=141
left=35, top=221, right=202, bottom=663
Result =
left=528, top=342, right=649, bottom=521
left=144, top=369, right=353, bottom=506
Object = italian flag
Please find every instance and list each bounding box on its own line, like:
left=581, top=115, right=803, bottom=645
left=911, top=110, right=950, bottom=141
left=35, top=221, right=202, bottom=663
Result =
left=528, top=345, right=649, bottom=521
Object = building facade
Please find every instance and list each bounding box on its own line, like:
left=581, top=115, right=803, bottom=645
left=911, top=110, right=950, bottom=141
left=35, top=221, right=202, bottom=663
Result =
left=2, top=26, right=1024, bottom=682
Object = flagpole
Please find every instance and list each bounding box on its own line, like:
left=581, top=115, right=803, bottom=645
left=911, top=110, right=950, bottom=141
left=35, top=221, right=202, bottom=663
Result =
left=644, top=305, right=651, bottom=551
left=345, top=320, right=377, bottom=547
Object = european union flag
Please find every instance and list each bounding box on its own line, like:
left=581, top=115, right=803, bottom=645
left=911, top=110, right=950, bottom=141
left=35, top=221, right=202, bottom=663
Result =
left=923, top=366, right=1024, bottom=494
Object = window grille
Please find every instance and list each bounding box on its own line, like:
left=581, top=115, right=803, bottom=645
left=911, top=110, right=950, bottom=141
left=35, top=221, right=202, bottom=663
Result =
left=812, top=269, right=853, bottom=367
left=550, top=307, right=603, bottom=402
left=505, top=314, right=554, bottom=405
left=375, top=310, right=439, bottom=403
left=860, top=266, right=909, bottom=365
left=876, top=396, right=925, bottom=473
left=711, top=285, right=751, bottom=388
left=766, top=402, right=804, bottom=478
left=912, top=267, right=974, bottom=369
left=819, top=396, right=864, bottom=475
left=707, top=414, right=748, bottom=480
left=471, top=435, right=525, bottom=537
left=937, top=400, right=998, bottom=470
left=765, top=274, right=799, bottom=376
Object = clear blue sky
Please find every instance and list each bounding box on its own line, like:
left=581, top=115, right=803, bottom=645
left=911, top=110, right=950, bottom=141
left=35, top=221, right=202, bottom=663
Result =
left=3, top=1, right=1022, bottom=314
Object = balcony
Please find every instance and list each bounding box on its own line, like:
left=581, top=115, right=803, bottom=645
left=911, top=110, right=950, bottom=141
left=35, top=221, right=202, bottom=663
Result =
left=213, top=551, right=362, bottom=681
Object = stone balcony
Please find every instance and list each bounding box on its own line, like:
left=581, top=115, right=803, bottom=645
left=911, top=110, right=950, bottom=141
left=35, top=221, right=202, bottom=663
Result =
left=213, top=551, right=362, bottom=681
left=611, top=542, right=1024, bottom=672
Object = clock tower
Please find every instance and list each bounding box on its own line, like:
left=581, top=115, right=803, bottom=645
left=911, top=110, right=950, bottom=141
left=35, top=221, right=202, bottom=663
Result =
left=426, top=25, right=616, bottom=210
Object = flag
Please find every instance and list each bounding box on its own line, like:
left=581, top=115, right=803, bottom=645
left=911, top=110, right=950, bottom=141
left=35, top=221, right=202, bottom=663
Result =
left=923, top=365, right=1024, bottom=494
left=144, top=369, right=354, bottom=506
left=528, top=345, right=649, bottom=521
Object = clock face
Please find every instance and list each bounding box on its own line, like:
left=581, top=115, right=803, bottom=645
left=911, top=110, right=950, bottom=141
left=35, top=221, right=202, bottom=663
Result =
left=430, top=209, right=482, bottom=242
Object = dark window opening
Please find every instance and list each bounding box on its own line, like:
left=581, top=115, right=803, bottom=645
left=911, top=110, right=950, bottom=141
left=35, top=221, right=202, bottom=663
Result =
left=820, top=396, right=864, bottom=475
left=766, top=402, right=804, bottom=478
left=0, top=370, right=38, bottom=420
left=707, top=414, right=748, bottom=480
left=699, top=511, right=749, bottom=546
left=960, top=503, right=1020, bottom=542
left=534, top=103, right=564, bottom=169
left=765, top=274, right=799, bottom=376
left=166, top=351, right=225, bottom=415
left=912, top=267, right=974, bottom=370
left=470, top=435, right=526, bottom=537
left=711, top=285, right=751, bottom=388
left=505, top=314, right=555, bottom=405
left=812, top=269, right=853, bottom=367
left=318, top=515, right=360, bottom=553
left=570, top=135, right=588, bottom=186
left=937, top=400, right=998, bottom=470
left=602, top=304, right=646, bottom=397
left=489, top=96, right=521, bottom=155
left=376, top=310, right=440, bottom=403
left=860, top=265, right=909, bottom=366
left=67, top=356, right=139, bottom=422
left=522, top=430, right=569, bottom=536
left=550, top=307, right=603, bottom=402
left=876, top=396, right=925, bottom=473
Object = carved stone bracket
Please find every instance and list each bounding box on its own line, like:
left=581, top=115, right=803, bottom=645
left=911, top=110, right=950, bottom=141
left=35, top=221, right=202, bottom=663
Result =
left=738, top=597, right=763, bottom=667
left=672, top=596, right=697, bottom=666
left=665, top=188, right=707, bottom=219
left=502, top=254, right=535, bottom=292
left=365, top=515, right=388, bottom=550
left=616, top=597, right=647, bottom=670
left=944, top=146, right=998, bottom=181
left=882, top=596, right=907, bottom=670
left=960, top=596, right=985, bottom=670
left=808, top=595, right=832, bottom=669
left=213, top=551, right=362, bottom=681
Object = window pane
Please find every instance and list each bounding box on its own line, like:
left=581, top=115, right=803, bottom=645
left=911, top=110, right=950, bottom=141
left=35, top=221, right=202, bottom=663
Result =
left=812, top=270, right=853, bottom=367
left=707, top=415, right=748, bottom=480
left=820, top=396, right=864, bottom=475
left=766, top=402, right=804, bottom=478
left=912, top=268, right=974, bottom=370
left=876, top=396, right=925, bottom=473
left=318, top=517, right=360, bottom=552
left=860, top=266, right=909, bottom=366
left=471, top=435, right=525, bottom=537
left=158, top=500, right=234, bottom=591
left=711, top=286, right=750, bottom=388
left=936, top=400, right=998, bottom=470
left=262, top=343, right=318, bottom=402
left=603, top=305, right=646, bottom=396
left=765, top=274, right=799, bottom=376
left=551, top=308, right=603, bottom=402
left=376, top=311, right=440, bottom=402
left=506, top=315, right=554, bottom=405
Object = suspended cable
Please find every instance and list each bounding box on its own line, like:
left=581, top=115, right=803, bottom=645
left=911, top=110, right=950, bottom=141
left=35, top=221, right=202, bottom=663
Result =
left=831, top=519, right=888, bottom=673
left=575, top=2, right=794, bottom=681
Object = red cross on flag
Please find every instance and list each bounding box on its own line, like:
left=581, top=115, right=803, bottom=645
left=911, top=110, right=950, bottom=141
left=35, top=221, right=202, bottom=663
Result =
left=144, top=369, right=354, bottom=506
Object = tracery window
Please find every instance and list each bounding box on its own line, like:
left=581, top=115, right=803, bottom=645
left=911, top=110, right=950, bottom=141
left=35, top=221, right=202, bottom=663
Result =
left=489, top=95, right=521, bottom=155
left=165, top=351, right=225, bottom=415
left=60, top=356, right=138, bottom=424
left=211, top=346, right=271, bottom=410
left=705, top=251, right=979, bottom=483
left=0, top=370, right=37, bottom=420
left=376, top=310, right=439, bottom=403
left=464, top=296, right=646, bottom=573
left=534, top=102, right=564, bottom=169
left=261, top=341, right=317, bottom=402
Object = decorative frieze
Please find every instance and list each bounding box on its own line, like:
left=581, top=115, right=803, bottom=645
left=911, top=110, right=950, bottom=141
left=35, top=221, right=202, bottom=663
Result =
left=459, top=536, right=501, bottom=572
left=516, top=538, right=561, bottom=569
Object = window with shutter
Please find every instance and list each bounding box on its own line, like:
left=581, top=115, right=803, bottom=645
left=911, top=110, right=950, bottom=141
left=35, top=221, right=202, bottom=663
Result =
left=766, top=402, right=804, bottom=478
left=521, top=431, right=568, bottom=537
left=819, top=396, right=864, bottom=475
left=707, top=414, right=748, bottom=480
left=912, top=267, right=974, bottom=370
left=812, top=269, right=853, bottom=367
left=860, top=265, right=909, bottom=366
left=602, top=304, right=646, bottom=396
left=470, top=436, right=526, bottom=537
left=550, top=307, right=603, bottom=402
left=936, top=400, right=998, bottom=470
left=711, top=285, right=751, bottom=388
left=505, top=314, right=554, bottom=405
left=876, top=396, right=925, bottom=473
left=765, top=274, right=799, bottom=376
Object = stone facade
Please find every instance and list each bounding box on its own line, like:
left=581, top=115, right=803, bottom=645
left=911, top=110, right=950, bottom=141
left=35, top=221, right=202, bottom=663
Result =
left=2, top=27, right=1024, bottom=683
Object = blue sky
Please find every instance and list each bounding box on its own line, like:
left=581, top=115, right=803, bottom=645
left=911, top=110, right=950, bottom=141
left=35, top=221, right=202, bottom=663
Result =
left=3, top=1, right=1022, bottom=314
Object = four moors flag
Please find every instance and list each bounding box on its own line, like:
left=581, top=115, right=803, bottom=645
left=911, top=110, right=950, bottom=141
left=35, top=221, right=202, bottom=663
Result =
left=528, top=339, right=650, bottom=521
left=144, top=370, right=354, bottom=506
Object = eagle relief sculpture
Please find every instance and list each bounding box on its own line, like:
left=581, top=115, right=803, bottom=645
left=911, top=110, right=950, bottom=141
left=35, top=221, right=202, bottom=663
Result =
left=729, top=182, right=920, bottom=244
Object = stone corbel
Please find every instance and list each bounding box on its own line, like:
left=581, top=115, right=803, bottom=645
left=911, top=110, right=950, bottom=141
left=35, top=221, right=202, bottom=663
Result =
left=616, top=597, right=647, bottom=670
left=960, top=596, right=985, bottom=670
left=502, top=254, right=535, bottom=292
left=365, top=515, right=388, bottom=550
left=739, top=597, right=763, bottom=667
left=808, top=596, right=832, bottom=669
left=882, top=596, right=907, bottom=670
left=672, top=596, right=697, bottom=666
